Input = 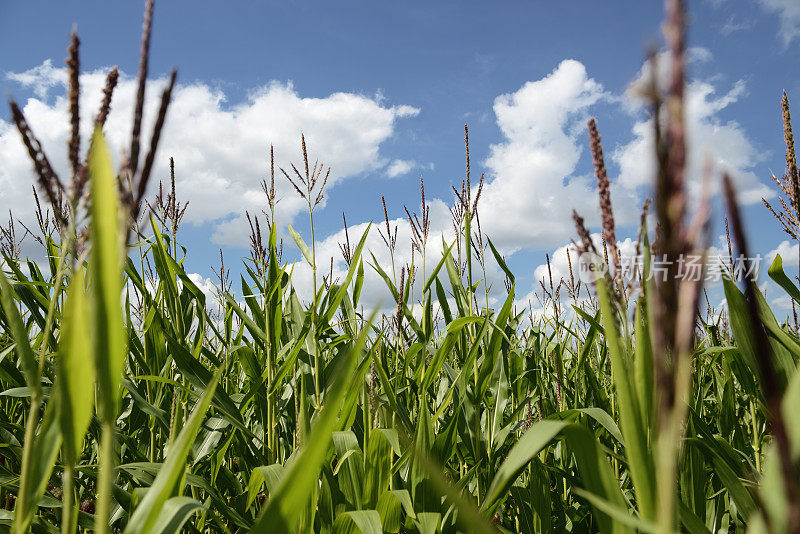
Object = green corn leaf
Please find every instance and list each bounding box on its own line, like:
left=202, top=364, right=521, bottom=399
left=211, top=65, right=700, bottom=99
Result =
left=56, top=269, right=95, bottom=465
left=487, top=237, right=514, bottom=285
left=783, top=362, right=800, bottom=459
left=88, top=127, right=126, bottom=421
left=0, top=269, right=38, bottom=389
left=684, top=437, right=756, bottom=520
left=482, top=420, right=567, bottom=514
left=678, top=501, right=713, bottom=534
left=322, top=223, right=370, bottom=323
left=483, top=420, right=633, bottom=534
left=633, top=298, right=653, bottom=433
left=250, top=312, right=374, bottom=533
left=553, top=407, right=624, bottom=445
left=288, top=224, right=315, bottom=268
left=331, top=510, right=383, bottom=534
left=332, top=431, right=364, bottom=509
left=247, top=464, right=285, bottom=508
left=422, top=239, right=456, bottom=295
left=572, top=487, right=659, bottom=533
left=123, top=367, right=222, bottom=534
left=363, top=428, right=393, bottom=509
left=767, top=254, right=800, bottom=303
left=150, top=497, right=205, bottom=534
left=164, top=332, right=250, bottom=436
left=11, top=400, right=62, bottom=534
left=596, top=276, right=655, bottom=522
left=413, top=513, right=441, bottom=534
left=443, top=246, right=469, bottom=316
left=753, top=363, right=800, bottom=532
left=376, top=492, right=402, bottom=533
left=353, top=258, right=365, bottom=307
left=421, top=316, right=483, bottom=391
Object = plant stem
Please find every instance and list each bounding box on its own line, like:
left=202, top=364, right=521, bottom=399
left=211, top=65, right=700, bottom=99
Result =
left=61, top=464, right=74, bottom=534
left=95, top=420, right=115, bottom=534
left=309, top=201, right=321, bottom=404
left=11, top=396, right=40, bottom=534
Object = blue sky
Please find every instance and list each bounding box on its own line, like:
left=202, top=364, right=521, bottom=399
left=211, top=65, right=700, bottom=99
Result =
left=1, top=0, right=799, bottom=316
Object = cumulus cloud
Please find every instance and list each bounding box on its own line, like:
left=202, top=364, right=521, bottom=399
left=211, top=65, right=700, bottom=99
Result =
left=1, top=61, right=419, bottom=249
left=766, top=240, right=799, bottom=267
left=465, top=53, right=767, bottom=258
left=474, top=60, right=626, bottom=253
left=279, top=56, right=771, bottom=313
left=6, top=61, right=68, bottom=98
left=614, top=52, right=771, bottom=206
left=2, top=54, right=772, bottom=316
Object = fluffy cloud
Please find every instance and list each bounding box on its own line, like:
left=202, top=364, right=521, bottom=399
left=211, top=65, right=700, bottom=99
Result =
left=384, top=159, right=434, bottom=179
left=466, top=53, right=767, bottom=258
left=614, top=52, right=771, bottom=207
left=766, top=240, right=799, bottom=267
left=247, top=61, right=624, bottom=312
left=475, top=60, right=625, bottom=253
left=385, top=159, right=415, bottom=178
left=187, top=272, right=220, bottom=300
left=280, top=56, right=772, bottom=313
left=1, top=61, right=419, bottom=249
left=2, top=54, right=773, bottom=316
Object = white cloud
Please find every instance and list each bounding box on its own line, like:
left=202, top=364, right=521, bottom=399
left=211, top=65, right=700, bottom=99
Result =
left=3, top=55, right=774, bottom=317
left=386, top=159, right=415, bottom=178
left=6, top=60, right=67, bottom=98
left=1, top=62, right=419, bottom=249
left=758, top=0, right=800, bottom=46
left=278, top=56, right=772, bottom=313
left=766, top=240, right=799, bottom=267
left=187, top=272, right=219, bottom=300
left=476, top=53, right=767, bottom=261
left=474, top=60, right=623, bottom=253
left=614, top=53, right=771, bottom=206
left=687, top=46, right=714, bottom=64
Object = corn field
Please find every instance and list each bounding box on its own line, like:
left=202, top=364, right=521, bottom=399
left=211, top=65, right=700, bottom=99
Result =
left=1, top=0, right=800, bottom=533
